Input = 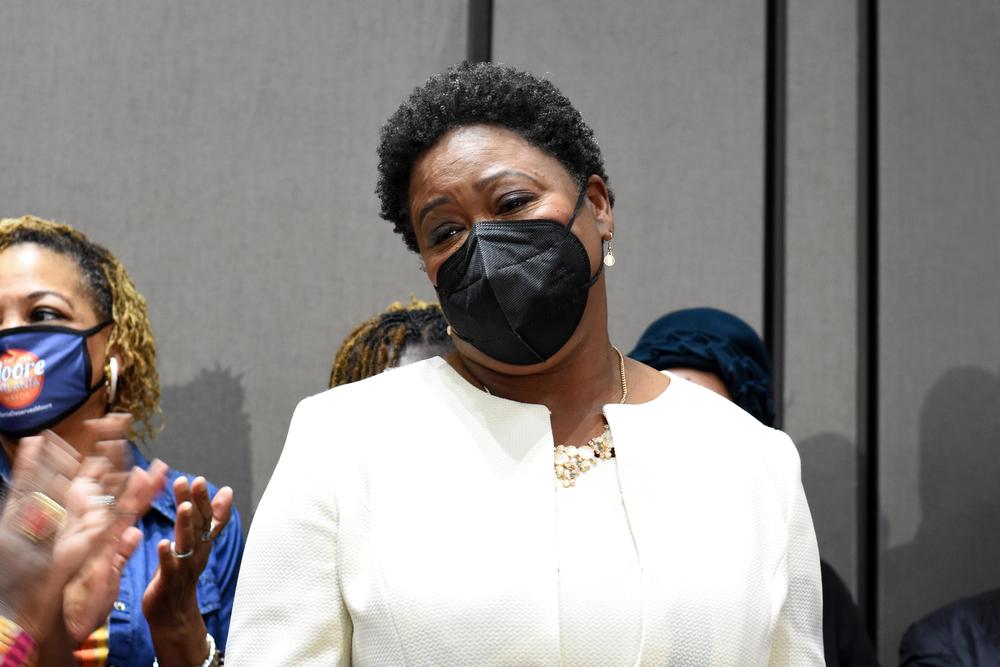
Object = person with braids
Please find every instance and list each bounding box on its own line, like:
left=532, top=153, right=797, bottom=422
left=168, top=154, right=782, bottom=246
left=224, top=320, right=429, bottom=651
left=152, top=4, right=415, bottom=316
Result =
left=329, top=299, right=451, bottom=388
left=228, top=62, right=823, bottom=665
left=0, top=216, right=242, bottom=666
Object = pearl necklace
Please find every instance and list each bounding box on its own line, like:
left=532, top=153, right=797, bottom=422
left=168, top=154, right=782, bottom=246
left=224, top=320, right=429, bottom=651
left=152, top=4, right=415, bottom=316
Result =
left=553, top=347, right=628, bottom=488
left=554, top=426, right=615, bottom=488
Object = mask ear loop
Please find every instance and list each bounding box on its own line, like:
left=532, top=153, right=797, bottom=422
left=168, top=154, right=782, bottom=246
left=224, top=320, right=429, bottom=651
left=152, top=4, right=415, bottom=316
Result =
left=106, top=357, right=119, bottom=407
left=565, top=185, right=608, bottom=286
left=563, top=186, right=590, bottom=235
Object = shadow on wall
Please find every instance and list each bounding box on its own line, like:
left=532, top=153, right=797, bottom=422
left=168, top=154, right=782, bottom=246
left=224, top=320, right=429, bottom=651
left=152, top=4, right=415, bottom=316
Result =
left=884, top=366, right=1000, bottom=658
left=146, top=365, right=254, bottom=537
left=797, top=432, right=856, bottom=586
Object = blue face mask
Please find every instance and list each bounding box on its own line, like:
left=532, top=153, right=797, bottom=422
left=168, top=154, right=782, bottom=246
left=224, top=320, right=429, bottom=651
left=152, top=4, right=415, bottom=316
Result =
left=0, top=321, right=112, bottom=438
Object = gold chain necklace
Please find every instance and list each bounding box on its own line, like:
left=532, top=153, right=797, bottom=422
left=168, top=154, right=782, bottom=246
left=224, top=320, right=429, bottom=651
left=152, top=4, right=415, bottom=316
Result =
left=554, top=346, right=627, bottom=488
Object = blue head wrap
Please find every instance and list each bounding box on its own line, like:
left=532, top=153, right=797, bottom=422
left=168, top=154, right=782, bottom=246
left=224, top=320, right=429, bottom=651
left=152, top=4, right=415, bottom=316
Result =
left=628, top=307, right=775, bottom=426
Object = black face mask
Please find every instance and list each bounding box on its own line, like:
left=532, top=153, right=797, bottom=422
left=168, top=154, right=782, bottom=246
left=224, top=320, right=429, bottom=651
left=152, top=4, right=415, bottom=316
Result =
left=434, top=189, right=602, bottom=366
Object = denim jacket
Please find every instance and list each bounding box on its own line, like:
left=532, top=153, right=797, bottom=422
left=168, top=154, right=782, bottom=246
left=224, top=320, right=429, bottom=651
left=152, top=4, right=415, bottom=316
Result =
left=0, top=444, right=244, bottom=666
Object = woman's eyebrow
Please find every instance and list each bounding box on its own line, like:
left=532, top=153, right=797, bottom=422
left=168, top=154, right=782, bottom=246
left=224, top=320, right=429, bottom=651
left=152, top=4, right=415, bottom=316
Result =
left=417, top=170, right=543, bottom=227
left=474, top=170, right=542, bottom=192
left=28, top=290, right=75, bottom=311
left=417, top=195, right=450, bottom=227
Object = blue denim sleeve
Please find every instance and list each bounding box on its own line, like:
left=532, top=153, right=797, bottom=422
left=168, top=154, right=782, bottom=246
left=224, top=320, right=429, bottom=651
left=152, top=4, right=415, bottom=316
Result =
left=205, top=503, right=245, bottom=654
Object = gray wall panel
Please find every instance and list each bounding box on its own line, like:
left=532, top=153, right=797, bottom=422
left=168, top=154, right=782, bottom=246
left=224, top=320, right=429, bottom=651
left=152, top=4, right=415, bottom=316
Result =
left=879, top=1, right=1000, bottom=661
left=0, top=1, right=466, bottom=522
left=495, top=0, right=765, bottom=349
left=12, top=5, right=1000, bottom=661
left=784, top=0, right=860, bottom=596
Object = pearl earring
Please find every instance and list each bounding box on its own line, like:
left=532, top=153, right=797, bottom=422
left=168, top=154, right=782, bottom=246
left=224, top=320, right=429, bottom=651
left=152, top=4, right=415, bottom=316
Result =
left=603, top=234, right=616, bottom=267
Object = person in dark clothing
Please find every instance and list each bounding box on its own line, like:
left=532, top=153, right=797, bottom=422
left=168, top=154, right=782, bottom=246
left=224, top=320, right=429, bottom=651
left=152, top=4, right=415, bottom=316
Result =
left=899, top=587, right=1000, bottom=666
left=821, top=559, right=881, bottom=666
left=630, top=307, right=879, bottom=667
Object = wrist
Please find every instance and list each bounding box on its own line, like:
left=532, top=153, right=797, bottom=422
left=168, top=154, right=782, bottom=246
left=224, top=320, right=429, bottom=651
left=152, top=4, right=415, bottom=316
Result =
left=0, top=616, right=37, bottom=666
left=0, top=576, right=63, bottom=645
left=148, top=603, right=209, bottom=667
left=152, top=632, right=219, bottom=667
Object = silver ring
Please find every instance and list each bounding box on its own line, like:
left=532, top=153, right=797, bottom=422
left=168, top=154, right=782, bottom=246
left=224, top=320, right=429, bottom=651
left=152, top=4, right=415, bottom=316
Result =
left=170, top=540, right=194, bottom=559
left=88, top=494, right=117, bottom=508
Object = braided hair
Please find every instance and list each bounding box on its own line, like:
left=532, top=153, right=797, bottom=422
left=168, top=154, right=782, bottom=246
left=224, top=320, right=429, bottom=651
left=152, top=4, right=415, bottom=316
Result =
left=330, top=299, right=450, bottom=387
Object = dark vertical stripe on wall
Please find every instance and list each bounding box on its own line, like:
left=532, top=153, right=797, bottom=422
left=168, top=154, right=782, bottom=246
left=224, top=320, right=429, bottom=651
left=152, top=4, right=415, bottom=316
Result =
left=764, top=0, right=787, bottom=429
left=856, top=0, right=880, bottom=644
left=467, top=0, right=493, bottom=62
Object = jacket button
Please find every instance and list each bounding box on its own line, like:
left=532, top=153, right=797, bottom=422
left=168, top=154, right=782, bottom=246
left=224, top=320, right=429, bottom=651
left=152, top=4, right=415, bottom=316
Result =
left=113, top=600, right=127, bottom=612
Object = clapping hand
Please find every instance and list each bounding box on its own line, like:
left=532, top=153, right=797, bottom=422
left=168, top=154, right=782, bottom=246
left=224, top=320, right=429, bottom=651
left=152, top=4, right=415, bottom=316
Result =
left=61, top=415, right=168, bottom=641
left=0, top=431, right=80, bottom=639
left=141, top=475, right=233, bottom=666
left=0, top=425, right=165, bottom=645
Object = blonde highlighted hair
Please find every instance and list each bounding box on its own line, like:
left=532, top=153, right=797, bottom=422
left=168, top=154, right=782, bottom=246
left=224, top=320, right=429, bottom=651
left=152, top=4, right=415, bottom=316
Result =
left=0, top=215, right=161, bottom=441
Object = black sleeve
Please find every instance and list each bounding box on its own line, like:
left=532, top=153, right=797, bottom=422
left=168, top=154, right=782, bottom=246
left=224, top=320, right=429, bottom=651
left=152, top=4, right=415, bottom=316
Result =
left=898, top=589, right=1000, bottom=667
left=898, top=614, right=967, bottom=667
left=820, top=560, right=879, bottom=666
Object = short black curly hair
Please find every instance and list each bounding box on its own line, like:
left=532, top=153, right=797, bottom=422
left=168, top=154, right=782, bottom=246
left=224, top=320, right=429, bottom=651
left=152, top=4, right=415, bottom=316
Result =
left=376, top=61, right=615, bottom=253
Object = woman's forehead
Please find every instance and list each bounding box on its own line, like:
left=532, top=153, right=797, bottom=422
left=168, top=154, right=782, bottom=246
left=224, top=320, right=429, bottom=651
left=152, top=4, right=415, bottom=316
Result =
left=0, top=243, right=88, bottom=298
left=410, top=125, right=569, bottom=194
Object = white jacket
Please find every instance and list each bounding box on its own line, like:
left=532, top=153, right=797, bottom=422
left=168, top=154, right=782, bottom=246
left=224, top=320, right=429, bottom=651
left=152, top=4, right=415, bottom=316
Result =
left=226, top=357, right=824, bottom=665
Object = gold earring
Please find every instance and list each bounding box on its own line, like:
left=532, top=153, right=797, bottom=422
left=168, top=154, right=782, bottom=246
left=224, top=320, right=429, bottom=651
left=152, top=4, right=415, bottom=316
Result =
left=106, top=357, right=119, bottom=406
left=603, top=234, right=616, bottom=267
left=446, top=325, right=454, bottom=337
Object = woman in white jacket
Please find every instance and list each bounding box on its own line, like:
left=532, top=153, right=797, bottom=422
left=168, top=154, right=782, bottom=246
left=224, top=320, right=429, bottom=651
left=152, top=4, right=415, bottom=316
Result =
left=226, top=62, right=824, bottom=666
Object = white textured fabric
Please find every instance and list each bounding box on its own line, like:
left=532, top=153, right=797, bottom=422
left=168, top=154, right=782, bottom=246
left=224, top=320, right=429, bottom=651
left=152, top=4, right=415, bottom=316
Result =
left=555, top=461, right=642, bottom=666
left=226, top=357, right=824, bottom=665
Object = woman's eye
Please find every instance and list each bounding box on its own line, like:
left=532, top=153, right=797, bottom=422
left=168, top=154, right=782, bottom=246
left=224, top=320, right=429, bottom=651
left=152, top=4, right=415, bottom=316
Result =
left=497, top=193, right=534, bottom=214
left=30, top=308, right=64, bottom=322
left=429, top=224, right=463, bottom=247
